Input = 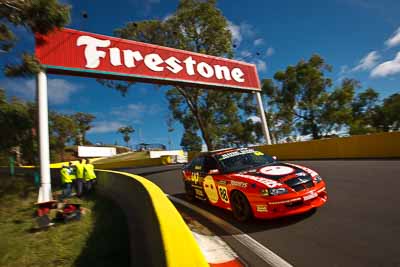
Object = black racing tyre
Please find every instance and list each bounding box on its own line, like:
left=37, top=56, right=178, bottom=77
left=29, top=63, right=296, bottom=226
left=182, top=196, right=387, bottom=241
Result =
left=184, top=182, right=195, bottom=201
left=230, top=191, right=252, bottom=222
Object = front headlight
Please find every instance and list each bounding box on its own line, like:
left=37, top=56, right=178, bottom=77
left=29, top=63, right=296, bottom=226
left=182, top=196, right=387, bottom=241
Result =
left=269, top=187, right=289, bottom=196
left=314, top=175, right=322, bottom=183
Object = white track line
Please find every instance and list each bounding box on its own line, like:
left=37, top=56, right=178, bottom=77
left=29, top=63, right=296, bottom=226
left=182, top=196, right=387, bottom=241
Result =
left=168, top=195, right=293, bottom=267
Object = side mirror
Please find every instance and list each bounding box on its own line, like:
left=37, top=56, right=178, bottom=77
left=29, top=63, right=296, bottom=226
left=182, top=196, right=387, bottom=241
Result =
left=272, top=156, right=277, bottom=161
left=208, top=169, right=220, bottom=175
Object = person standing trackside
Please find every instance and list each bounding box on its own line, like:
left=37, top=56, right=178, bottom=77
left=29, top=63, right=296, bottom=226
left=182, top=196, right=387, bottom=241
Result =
left=83, top=159, right=96, bottom=193
left=74, top=159, right=85, bottom=197
left=60, top=163, right=73, bottom=198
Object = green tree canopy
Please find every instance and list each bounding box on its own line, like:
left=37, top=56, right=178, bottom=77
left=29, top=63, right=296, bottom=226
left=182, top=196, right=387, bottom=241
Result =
left=262, top=55, right=358, bottom=140
left=49, top=111, right=77, bottom=161
left=372, top=93, right=400, bottom=132
left=349, top=87, right=379, bottom=135
left=117, top=126, right=135, bottom=147
left=1, top=0, right=70, bottom=76
left=107, top=0, right=261, bottom=150
left=71, top=112, right=96, bottom=145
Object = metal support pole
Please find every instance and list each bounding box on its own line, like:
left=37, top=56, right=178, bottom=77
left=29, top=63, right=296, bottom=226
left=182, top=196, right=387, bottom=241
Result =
left=255, top=92, right=272, bottom=145
left=37, top=71, right=52, bottom=203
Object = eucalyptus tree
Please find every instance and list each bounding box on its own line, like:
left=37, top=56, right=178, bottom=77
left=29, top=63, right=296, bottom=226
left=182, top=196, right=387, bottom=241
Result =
left=103, top=0, right=261, bottom=150
left=118, top=126, right=135, bottom=148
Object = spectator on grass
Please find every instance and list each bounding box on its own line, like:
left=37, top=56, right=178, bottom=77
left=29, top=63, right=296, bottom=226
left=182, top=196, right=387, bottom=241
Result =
left=83, top=159, right=96, bottom=193
left=60, top=163, right=73, bottom=198
left=74, top=159, right=85, bottom=197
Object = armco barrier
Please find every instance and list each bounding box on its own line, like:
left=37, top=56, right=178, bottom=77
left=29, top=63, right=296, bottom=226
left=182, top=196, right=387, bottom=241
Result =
left=253, top=132, right=400, bottom=160
left=95, top=170, right=208, bottom=267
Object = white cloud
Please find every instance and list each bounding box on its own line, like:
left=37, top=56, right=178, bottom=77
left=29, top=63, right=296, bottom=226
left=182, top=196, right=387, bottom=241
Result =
left=227, top=21, right=242, bottom=45
left=370, top=52, right=400, bottom=78
left=248, top=115, right=261, bottom=123
left=163, top=13, right=173, bottom=22
left=339, top=65, right=349, bottom=74
left=352, top=51, right=380, bottom=72
left=252, top=59, right=267, bottom=72
left=385, top=26, right=400, bottom=48
left=1, top=78, right=81, bottom=105
left=110, top=103, right=162, bottom=123
left=254, top=38, right=264, bottom=46
left=227, top=21, right=255, bottom=46
left=89, top=121, right=124, bottom=134
left=266, top=47, right=275, bottom=56
left=240, top=50, right=251, bottom=58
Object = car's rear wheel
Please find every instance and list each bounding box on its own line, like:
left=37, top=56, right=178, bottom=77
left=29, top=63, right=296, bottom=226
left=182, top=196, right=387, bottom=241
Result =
left=231, top=191, right=252, bottom=222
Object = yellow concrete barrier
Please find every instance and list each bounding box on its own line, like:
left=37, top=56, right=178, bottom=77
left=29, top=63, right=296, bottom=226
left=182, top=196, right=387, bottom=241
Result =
left=93, top=157, right=168, bottom=169
left=96, top=170, right=207, bottom=267
left=253, top=132, right=400, bottom=159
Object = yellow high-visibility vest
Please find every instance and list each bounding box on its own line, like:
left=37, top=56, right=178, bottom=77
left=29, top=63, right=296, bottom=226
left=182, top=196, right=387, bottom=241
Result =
left=75, top=162, right=84, bottom=179
left=60, top=167, right=72, bottom=183
left=83, top=163, right=96, bottom=181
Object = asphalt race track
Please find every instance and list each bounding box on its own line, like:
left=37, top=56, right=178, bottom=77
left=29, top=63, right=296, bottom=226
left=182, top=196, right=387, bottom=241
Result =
left=122, top=160, right=400, bottom=267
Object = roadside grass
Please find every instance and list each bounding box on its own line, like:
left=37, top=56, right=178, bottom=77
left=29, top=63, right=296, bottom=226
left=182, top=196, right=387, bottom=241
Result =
left=0, top=176, right=130, bottom=267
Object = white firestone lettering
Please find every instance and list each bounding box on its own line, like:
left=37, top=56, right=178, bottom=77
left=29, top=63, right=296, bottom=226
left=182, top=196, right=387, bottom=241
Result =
left=214, top=65, right=232, bottom=80
left=197, top=62, right=214, bottom=78
left=77, top=36, right=110, bottom=68
left=123, top=50, right=143, bottom=68
left=183, top=56, right=196, bottom=76
left=109, top=47, right=122, bottom=66
left=231, top=68, right=245, bottom=82
left=76, top=35, right=247, bottom=83
left=144, top=53, right=164, bottom=72
left=165, top=56, right=183, bottom=74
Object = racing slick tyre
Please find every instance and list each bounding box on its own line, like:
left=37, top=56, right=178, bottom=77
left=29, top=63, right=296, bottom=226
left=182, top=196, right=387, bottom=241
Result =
left=184, top=182, right=195, bottom=201
left=231, top=191, right=252, bottom=222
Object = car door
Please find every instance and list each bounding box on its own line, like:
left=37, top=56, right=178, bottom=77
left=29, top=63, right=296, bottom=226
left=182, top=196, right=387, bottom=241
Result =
left=185, top=156, right=207, bottom=200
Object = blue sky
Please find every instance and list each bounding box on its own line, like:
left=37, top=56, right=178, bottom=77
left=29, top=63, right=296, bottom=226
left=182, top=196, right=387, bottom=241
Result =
left=1, top=0, right=400, bottom=149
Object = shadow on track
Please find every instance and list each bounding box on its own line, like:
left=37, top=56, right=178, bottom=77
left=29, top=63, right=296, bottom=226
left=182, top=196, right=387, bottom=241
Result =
left=171, top=193, right=317, bottom=236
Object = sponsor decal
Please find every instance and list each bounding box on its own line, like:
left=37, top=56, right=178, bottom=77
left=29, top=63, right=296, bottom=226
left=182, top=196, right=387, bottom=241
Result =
left=195, top=188, right=204, bottom=197
left=35, top=28, right=261, bottom=92
left=219, top=148, right=255, bottom=160
left=259, top=166, right=295, bottom=176
left=233, top=174, right=282, bottom=188
left=191, top=172, right=200, bottom=184
left=296, top=172, right=307, bottom=177
left=217, top=180, right=227, bottom=185
left=256, top=205, right=268, bottom=212
left=230, top=180, right=248, bottom=188
left=287, top=163, right=319, bottom=177
left=217, top=185, right=230, bottom=204
left=317, top=187, right=326, bottom=193
left=303, top=191, right=318, bottom=201
left=269, top=197, right=302, bottom=205
left=203, top=175, right=219, bottom=204
left=254, top=151, right=264, bottom=156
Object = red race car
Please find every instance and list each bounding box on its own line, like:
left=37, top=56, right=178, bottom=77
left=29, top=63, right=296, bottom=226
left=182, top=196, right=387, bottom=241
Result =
left=182, top=147, right=327, bottom=221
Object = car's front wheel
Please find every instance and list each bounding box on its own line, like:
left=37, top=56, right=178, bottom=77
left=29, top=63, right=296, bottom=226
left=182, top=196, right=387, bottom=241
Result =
left=231, top=191, right=252, bottom=222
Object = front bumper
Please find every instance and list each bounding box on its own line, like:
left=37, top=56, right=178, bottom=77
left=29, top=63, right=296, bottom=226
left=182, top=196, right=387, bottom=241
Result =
left=251, top=184, right=328, bottom=219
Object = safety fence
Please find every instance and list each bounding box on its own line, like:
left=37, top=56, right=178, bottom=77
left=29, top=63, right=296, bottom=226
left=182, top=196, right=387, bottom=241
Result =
left=95, top=170, right=207, bottom=267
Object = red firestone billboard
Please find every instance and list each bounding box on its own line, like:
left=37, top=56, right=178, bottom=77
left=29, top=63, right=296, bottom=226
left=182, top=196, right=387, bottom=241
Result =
left=35, top=28, right=261, bottom=92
